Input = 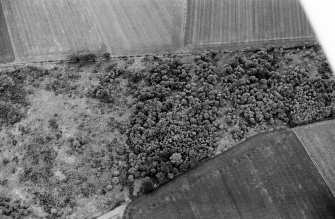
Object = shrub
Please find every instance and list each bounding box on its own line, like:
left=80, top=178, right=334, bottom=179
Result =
left=69, top=52, right=97, bottom=64
left=141, top=178, right=155, bottom=194
left=103, top=52, right=111, bottom=61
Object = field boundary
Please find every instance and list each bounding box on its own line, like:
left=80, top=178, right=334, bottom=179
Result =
left=0, top=0, right=318, bottom=64
left=123, top=129, right=288, bottom=218
left=123, top=127, right=335, bottom=218
left=293, top=120, right=335, bottom=197
left=184, top=36, right=316, bottom=51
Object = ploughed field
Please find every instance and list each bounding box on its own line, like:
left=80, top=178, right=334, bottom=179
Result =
left=184, top=0, right=314, bottom=49
left=0, top=0, right=314, bottom=63
left=124, top=129, right=335, bottom=219
left=0, top=43, right=334, bottom=219
left=294, top=120, right=335, bottom=197
left=0, top=1, right=14, bottom=63
left=0, top=0, right=105, bottom=62
left=88, top=0, right=186, bottom=56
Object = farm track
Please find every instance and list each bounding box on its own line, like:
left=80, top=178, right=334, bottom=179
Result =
left=0, top=0, right=315, bottom=63
left=124, top=129, right=335, bottom=219
left=294, top=120, right=335, bottom=197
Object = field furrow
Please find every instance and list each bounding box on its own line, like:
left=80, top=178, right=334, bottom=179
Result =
left=185, top=0, right=315, bottom=49
left=294, top=120, right=335, bottom=197
left=89, top=0, right=185, bottom=56
left=1, top=0, right=104, bottom=62
left=0, top=0, right=14, bottom=63
left=125, top=130, right=335, bottom=219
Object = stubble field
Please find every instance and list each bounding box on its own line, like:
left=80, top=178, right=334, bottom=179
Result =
left=0, top=0, right=317, bottom=63
left=294, top=120, right=335, bottom=197
left=184, top=0, right=314, bottom=49
left=0, top=0, right=105, bottom=62
left=89, top=0, right=186, bottom=56
left=0, top=1, right=14, bottom=63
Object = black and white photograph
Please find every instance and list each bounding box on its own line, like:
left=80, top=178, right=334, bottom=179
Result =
left=0, top=0, right=334, bottom=218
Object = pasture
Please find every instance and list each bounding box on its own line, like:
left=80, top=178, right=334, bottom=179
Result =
left=184, top=0, right=315, bottom=49
left=294, top=120, right=335, bottom=197
left=88, top=0, right=186, bottom=56
left=0, top=1, right=14, bottom=63
left=124, top=129, right=335, bottom=219
left=0, top=0, right=105, bottom=62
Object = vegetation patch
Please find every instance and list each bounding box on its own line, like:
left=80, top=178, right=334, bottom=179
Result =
left=125, top=45, right=335, bottom=187
left=0, top=43, right=334, bottom=218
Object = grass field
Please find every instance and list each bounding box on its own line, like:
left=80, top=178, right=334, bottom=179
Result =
left=294, top=120, right=335, bottom=197
left=89, top=0, right=185, bottom=56
left=124, top=129, right=335, bottom=219
left=0, top=1, right=14, bottom=63
left=0, top=0, right=105, bottom=62
left=184, top=0, right=314, bottom=49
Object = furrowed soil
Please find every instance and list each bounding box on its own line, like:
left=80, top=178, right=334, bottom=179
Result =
left=89, top=0, right=185, bottom=56
left=124, top=129, right=335, bottom=219
left=0, top=43, right=334, bottom=218
left=0, top=1, right=14, bottom=63
left=184, top=0, right=314, bottom=49
left=294, top=120, right=335, bottom=197
left=1, top=0, right=105, bottom=62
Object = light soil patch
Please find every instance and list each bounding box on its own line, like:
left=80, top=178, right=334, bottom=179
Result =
left=294, top=119, right=335, bottom=197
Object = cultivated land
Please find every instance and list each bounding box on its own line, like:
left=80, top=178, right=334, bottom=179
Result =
left=184, top=0, right=314, bottom=49
left=0, top=1, right=14, bottom=63
left=294, top=120, right=335, bottom=197
left=0, top=0, right=105, bottom=62
left=0, top=0, right=316, bottom=63
left=124, top=129, right=335, bottom=219
left=89, top=0, right=186, bottom=56
left=0, top=43, right=334, bottom=219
